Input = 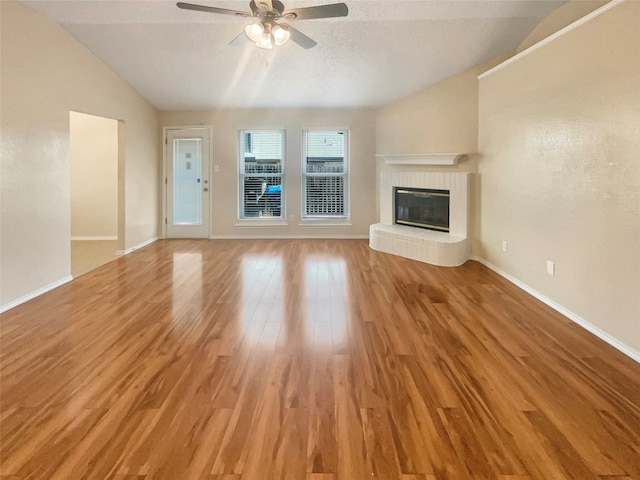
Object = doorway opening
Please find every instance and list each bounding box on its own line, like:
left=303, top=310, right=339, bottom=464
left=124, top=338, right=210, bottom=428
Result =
left=70, top=111, right=121, bottom=277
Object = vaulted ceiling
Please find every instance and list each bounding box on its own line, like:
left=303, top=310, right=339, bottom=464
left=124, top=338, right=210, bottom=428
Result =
left=21, top=0, right=566, bottom=110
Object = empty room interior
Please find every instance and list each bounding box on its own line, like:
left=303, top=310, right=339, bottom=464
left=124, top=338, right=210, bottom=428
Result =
left=1, top=0, right=639, bottom=478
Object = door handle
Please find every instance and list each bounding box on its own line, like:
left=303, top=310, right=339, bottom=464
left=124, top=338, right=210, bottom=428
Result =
left=203, top=187, right=209, bottom=192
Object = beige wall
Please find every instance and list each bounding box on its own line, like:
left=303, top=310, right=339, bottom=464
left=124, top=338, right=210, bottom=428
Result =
left=478, top=1, right=640, bottom=354
left=0, top=1, right=159, bottom=306
left=159, top=109, right=376, bottom=237
left=70, top=112, right=118, bottom=238
left=376, top=54, right=511, bottom=160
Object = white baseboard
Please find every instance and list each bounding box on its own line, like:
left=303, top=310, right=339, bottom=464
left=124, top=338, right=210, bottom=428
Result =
left=71, top=236, right=118, bottom=241
left=1, top=237, right=158, bottom=313
left=209, top=234, right=370, bottom=240
left=471, top=256, right=640, bottom=364
left=116, top=237, right=158, bottom=256
left=0, top=276, right=74, bottom=314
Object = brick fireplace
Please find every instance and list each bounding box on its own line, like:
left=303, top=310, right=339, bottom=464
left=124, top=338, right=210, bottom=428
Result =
left=370, top=165, right=470, bottom=267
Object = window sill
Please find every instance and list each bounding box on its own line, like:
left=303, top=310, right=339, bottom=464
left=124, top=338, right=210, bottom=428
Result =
left=235, top=219, right=289, bottom=227
left=299, top=218, right=352, bottom=228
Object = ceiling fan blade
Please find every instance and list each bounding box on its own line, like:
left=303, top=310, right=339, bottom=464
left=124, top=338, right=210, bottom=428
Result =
left=285, top=24, right=317, bottom=49
left=229, top=30, right=250, bottom=46
left=282, top=3, right=348, bottom=21
left=177, top=2, right=252, bottom=17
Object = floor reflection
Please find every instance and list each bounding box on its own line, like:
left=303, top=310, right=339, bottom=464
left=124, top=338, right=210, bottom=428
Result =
left=304, top=255, right=349, bottom=352
left=172, top=252, right=203, bottom=319
left=241, top=255, right=284, bottom=348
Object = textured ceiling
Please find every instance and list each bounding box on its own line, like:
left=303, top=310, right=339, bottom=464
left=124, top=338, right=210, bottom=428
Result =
left=21, top=0, right=566, bottom=110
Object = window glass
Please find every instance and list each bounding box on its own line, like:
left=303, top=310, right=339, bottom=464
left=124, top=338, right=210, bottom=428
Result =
left=239, top=130, right=284, bottom=219
left=302, top=130, right=348, bottom=218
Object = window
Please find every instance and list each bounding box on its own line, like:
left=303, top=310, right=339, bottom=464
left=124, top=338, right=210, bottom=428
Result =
left=239, top=130, right=284, bottom=219
left=302, top=130, right=348, bottom=218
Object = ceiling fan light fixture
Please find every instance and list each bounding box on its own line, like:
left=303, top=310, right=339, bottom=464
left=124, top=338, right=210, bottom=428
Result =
left=271, top=24, right=290, bottom=46
left=245, top=21, right=264, bottom=42
left=257, top=31, right=273, bottom=49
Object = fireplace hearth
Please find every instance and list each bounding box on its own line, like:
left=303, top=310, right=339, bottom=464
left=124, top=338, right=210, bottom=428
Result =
left=395, top=187, right=450, bottom=232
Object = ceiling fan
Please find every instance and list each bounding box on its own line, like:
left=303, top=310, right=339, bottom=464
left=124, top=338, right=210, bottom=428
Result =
left=177, top=0, right=348, bottom=49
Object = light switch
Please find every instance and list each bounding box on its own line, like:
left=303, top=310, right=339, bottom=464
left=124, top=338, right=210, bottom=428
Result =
left=547, top=260, right=555, bottom=276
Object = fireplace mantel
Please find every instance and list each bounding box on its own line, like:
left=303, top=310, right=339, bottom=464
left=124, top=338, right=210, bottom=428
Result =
left=376, top=153, right=465, bottom=166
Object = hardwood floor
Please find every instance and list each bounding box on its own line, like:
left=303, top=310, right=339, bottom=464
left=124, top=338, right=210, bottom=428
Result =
left=1, top=239, right=639, bottom=479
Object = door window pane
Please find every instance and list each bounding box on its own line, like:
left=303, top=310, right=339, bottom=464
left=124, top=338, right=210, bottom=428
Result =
left=173, top=138, right=202, bottom=224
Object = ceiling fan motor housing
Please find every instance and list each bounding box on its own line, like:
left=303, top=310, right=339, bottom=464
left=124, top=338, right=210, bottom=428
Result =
left=250, top=0, right=286, bottom=16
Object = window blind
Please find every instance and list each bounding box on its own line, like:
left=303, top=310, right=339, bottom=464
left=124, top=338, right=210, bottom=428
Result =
left=239, top=130, right=284, bottom=219
left=302, top=130, right=348, bottom=217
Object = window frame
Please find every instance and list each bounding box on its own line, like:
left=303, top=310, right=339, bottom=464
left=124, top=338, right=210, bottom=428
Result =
left=238, top=129, right=286, bottom=221
left=301, top=129, right=350, bottom=221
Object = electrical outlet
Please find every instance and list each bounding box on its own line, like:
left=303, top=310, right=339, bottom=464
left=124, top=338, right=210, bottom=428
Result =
left=289, top=214, right=295, bottom=222
left=213, top=164, right=220, bottom=172
left=502, top=240, right=508, bottom=252
left=547, top=260, right=555, bottom=276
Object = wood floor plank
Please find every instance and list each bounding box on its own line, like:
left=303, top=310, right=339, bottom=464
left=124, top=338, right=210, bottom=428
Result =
left=361, top=408, right=403, bottom=478
left=305, top=474, right=334, bottom=480
left=1, top=239, right=639, bottom=479
left=210, top=351, right=271, bottom=475
left=333, top=354, right=367, bottom=479
left=522, top=410, right=600, bottom=480
left=401, top=476, right=439, bottom=480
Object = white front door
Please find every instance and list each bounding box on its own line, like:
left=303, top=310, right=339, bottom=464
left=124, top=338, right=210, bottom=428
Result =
left=166, top=128, right=211, bottom=238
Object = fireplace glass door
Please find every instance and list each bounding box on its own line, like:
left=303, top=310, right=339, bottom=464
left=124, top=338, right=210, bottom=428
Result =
left=394, top=187, right=450, bottom=232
